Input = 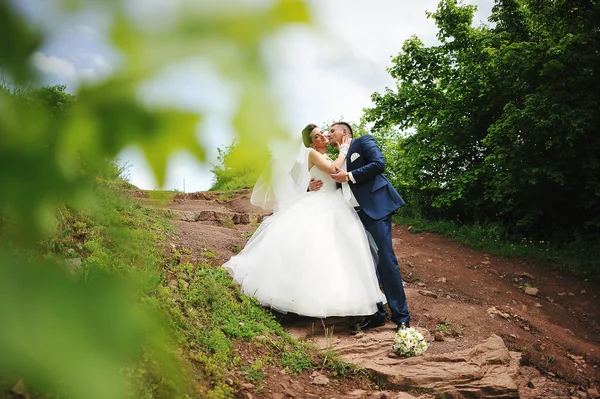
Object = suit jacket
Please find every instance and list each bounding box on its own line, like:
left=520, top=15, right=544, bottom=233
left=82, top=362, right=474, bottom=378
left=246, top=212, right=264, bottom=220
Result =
left=346, top=135, right=405, bottom=221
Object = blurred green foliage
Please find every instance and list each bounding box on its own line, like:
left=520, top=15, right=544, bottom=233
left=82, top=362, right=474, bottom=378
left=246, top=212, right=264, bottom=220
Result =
left=0, top=0, right=310, bottom=398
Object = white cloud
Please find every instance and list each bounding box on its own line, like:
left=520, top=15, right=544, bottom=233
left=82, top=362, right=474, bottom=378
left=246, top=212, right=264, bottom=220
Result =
left=32, top=52, right=77, bottom=78
left=32, top=51, right=113, bottom=84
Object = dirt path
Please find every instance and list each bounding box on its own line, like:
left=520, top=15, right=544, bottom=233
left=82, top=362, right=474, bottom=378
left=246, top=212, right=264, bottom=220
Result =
left=145, top=190, right=600, bottom=399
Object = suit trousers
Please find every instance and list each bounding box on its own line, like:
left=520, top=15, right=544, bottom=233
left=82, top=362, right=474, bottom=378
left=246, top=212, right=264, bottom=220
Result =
left=358, top=211, right=410, bottom=326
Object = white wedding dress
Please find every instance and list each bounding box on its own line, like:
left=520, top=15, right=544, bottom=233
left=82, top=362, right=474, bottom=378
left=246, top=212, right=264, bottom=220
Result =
left=223, top=156, right=385, bottom=318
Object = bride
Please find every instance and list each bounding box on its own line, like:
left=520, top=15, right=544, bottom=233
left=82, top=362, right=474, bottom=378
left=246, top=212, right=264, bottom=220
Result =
left=223, top=124, right=385, bottom=318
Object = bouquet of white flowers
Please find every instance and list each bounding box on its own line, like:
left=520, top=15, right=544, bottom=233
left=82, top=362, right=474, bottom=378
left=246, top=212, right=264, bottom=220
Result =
left=392, top=327, right=428, bottom=357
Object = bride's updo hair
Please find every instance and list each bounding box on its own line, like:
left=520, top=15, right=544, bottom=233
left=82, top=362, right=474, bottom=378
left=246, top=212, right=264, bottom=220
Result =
left=302, top=124, right=318, bottom=148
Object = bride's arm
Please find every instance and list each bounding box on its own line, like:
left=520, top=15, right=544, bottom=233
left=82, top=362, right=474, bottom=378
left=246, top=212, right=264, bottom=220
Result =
left=309, top=136, right=351, bottom=174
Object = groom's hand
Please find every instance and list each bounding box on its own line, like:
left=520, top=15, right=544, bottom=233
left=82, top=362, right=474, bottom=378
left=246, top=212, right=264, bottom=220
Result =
left=331, top=167, right=349, bottom=183
left=308, top=178, right=323, bottom=191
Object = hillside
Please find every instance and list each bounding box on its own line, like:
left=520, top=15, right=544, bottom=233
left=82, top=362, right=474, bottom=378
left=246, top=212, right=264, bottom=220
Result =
left=141, top=189, right=600, bottom=399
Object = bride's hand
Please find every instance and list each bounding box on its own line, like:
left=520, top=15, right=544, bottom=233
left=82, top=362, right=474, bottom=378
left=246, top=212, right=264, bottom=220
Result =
left=339, top=135, right=351, bottom=156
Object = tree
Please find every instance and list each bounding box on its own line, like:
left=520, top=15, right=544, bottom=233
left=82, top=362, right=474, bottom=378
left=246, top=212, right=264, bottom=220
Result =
left=365, top=0, right=600, bottom=238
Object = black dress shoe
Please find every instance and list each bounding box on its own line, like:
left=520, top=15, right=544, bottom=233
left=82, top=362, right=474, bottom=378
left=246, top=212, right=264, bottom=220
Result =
left=356, top=314, right=386, bottom=331
left=397, top=322, right=410, bottom=331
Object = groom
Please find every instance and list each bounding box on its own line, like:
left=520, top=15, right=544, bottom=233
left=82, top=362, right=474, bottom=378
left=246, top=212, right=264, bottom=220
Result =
left=309, top=122, right=410, bottom=331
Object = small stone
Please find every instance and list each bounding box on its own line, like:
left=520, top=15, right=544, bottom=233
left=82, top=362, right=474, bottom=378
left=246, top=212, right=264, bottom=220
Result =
left=481, top=260, right=492, bottom=265
left=587, top=387, right=599, bottom=398
left=418, top=290, right=438, bottom=299
left=427, top=258, right=433, bottom=263
left=565, top=329, right=575, bottom=336
left=535, top=303, right=543, bottom=308
left=436, top=277, right=447, bottom=283
left=311, top=375, right=329, bottom=385
left=568, top=292, right=575, bottom=296
left=241, top=383, right=255, bottom=389
left=524, top=287, right=539, bottom=296
left=446, top=295, right=451, bottom=299
left=271, top=393, right=285, bottom=399
left=521, top=304, right=528, bottom=312
left=558, top=292, right=567, bottom=296
left=225, top=378, right=234, bottom=386
left=243, top=393, right=254, bottom=399
left=581, top=290, right=587, bottom=294
left=434, top=332, right=445, bottom=341
left=349, top=389, right=369, bottom=396
left=11, top=379, right=26, bottom=396
left=417, top=282, right=426, bottom=287
left=354, top=332, right=365, bottom=339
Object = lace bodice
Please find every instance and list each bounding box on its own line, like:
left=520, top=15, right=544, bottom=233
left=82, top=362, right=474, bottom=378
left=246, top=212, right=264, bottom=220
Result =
left=309, top=153, right=338, bottom=192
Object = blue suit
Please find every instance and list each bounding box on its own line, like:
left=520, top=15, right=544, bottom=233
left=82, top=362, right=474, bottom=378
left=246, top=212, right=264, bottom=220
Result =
left=346, top=135, right=410, bottom=326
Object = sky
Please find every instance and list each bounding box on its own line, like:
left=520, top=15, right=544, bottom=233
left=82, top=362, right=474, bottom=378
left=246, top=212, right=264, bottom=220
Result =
left=16, top=0, right=494, bottom=192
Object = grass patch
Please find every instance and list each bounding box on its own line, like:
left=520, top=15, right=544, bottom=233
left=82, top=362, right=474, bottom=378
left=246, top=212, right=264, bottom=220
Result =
left=158, top=252, right=320, bottom=397
left=434, top=321, right=463, bottom=337
left=394, top=215, right=600, bottom=282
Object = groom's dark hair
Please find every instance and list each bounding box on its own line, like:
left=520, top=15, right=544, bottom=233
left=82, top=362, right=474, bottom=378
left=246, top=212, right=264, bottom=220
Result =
left=333, top=121, right=353, bottom=138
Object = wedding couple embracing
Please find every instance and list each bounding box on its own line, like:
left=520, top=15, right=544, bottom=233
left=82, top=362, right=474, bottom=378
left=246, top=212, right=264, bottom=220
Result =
left=223, top=122, right=410, bottom=331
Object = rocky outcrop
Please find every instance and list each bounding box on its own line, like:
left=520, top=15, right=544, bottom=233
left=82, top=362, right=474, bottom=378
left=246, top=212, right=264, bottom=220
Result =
left=308, top=330, right=520, bottom=399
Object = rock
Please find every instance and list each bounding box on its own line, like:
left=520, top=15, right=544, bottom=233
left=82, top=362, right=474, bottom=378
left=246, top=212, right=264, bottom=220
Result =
left=243, top=393, right=253, bottom=399
left=418, top=290, right=438, bottom=299
left=481, top=260, right=492, bottom=265
left=558, top=292, right=567, bottom=296
left=434, top=332, right=445, bottom=341
left=311, top=374, right=329, bottom=385
left=366, top=335, right=520, bottom=398
left=416, top=282, right=427, bottom=287
left=196, top=210, right=215, bottom=221
left=581, top=290, right=587, bottom=294
left=524, top=287, right=539, bottom=296
left=354, top=332, right=366, bottom=339
left=271, top=393, right=284, bottom=399
left=587, top=387, right=599, bottom=398
left=487, top=306, right=511, bottom=319
left=436, top=277, right=447, bottom=283
left=11, top=379, right=26, bottom=396
left=225, top=378, right=234, bottom=386
left=534, top=303, right=543, bottom=308
left=65, top=257, right=83, bottom=275
left=568, top=292, right=575, bottom=296
left=427, top=258, right=433, bottom=263
left=348, top=389, right=369, bottom=396
left=241, top=383, right=255, bottom=389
